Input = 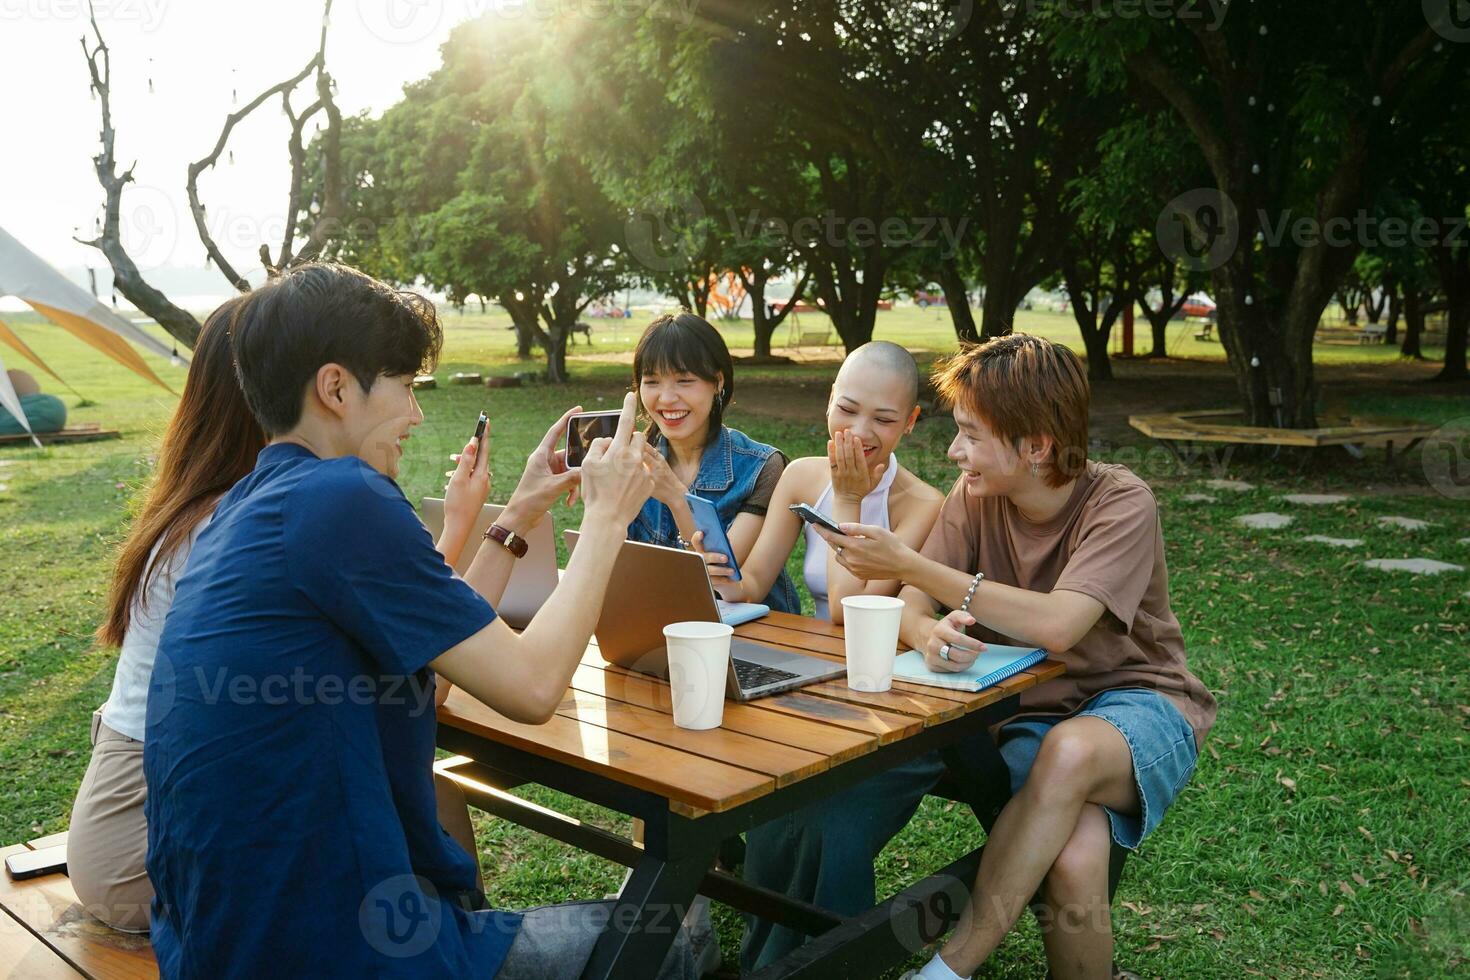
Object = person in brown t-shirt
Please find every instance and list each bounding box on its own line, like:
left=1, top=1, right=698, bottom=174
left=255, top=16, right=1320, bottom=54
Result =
left=810, top=334, right=1216, bottom=980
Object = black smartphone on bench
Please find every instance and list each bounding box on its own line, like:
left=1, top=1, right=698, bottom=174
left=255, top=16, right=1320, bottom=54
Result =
left=5, top=844, right=66, bottom=880
left=565, top=410, right=622, bottom=467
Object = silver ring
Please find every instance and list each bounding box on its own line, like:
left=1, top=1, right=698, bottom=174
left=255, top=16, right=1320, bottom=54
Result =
left=939, top=644, right=951, bottom=662
left=836, top=546, right=845, bottom=556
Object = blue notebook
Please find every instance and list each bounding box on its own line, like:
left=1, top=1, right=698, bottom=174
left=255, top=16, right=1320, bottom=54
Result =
left=892, top=645, right=1046, bottom=692
left=717, top=600, right=770, bottom=627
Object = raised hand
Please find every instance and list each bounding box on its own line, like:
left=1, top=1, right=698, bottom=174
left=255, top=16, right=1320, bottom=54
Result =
left=505, top=406, right=585, bottom=527
left=580, top=392, right=654, bottom=527
left=443, top=435, right=492, bottom=534
left=829, top=429, right=883, bottom=502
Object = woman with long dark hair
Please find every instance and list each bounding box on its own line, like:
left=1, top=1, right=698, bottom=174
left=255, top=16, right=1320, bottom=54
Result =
left=69, top=297, right=266, bottom=931
left=628, top=311, right=799, bottom=612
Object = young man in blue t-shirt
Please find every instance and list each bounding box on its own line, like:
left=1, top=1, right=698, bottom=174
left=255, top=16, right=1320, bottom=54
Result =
left=143, top=263, right=693, bottom=978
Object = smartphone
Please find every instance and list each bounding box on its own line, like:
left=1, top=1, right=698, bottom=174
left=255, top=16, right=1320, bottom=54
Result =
left=789, top=502, right=847, bottom=536
left=5, top=844, right=66, bottom=881
left=565, top=410, right=621, bottom=467
left=473, top=411, right=488, bottom=466
left=686, top=493, right=742, bottom=582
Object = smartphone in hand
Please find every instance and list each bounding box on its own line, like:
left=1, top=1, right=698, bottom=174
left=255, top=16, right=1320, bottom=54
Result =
left=471, top=411, right=489, bottom=471
left=686, top=493, right=741, bottom=581
left=565, top=410, right=621, bottom=467
left=789, top=502, right=847, bottom=536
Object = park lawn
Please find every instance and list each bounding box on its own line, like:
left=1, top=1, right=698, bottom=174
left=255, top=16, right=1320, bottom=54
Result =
left=0, top=311, right=1466, bottom=978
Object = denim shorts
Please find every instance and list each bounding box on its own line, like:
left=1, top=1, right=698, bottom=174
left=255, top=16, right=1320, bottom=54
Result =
left=998, top=688, right=1199, bottom=851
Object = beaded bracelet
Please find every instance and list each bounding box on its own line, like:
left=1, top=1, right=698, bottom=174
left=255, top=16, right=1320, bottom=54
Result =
left=958, top=571, right=984, bottom=613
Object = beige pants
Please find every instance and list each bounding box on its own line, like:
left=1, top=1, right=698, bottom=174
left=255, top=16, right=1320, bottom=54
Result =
left=67, top=710, right=152, bottom=932
left=67, top=709, right=484, bottom=934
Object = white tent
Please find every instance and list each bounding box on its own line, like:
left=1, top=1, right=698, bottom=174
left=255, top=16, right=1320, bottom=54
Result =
left=0, top=224, right=188, bottom=442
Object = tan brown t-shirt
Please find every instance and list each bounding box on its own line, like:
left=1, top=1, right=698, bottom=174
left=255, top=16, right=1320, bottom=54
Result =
left=919, top=460, right=1216, bottom=747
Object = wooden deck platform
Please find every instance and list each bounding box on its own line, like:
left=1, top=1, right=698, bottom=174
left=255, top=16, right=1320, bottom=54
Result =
left=1130, top=409, right=1435, bottom=458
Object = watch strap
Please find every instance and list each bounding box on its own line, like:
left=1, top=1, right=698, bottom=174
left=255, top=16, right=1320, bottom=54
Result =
left=484, top=523, right=528, bottom=559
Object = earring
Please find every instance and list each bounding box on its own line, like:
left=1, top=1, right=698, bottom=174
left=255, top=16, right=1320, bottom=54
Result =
left=1030, top=460, right=1039, bottom=478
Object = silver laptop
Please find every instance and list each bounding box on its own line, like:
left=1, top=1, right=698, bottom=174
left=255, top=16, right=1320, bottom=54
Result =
left=421, top=499, right=558, bottom=629
left=564, top=530, right=845, bottom=700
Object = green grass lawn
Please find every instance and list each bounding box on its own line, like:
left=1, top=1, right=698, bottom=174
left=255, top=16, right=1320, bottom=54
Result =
left=1, top=308, right=1466, bottom=977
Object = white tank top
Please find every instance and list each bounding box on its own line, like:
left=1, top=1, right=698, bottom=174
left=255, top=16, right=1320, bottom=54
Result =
left=803, top=454, right=899, bottom=620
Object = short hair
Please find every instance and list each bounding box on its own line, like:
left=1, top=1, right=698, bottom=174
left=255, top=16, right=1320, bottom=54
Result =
left=842, top=341, right=919, bottom=409
left=632, top=311, right=734, bottom=446
left=228, top=263, right=443, bottom=436
left=932, top=334, right=1089, bottom=487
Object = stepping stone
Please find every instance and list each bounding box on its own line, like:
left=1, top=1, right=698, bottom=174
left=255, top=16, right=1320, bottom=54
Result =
left=1235, top=512, right=1293, bottom=530
left=1205, top=479, right=1254, bottom=492
left=1181, top=493, right=1218, bottom=503
left=1459, top=538, right=1470, bottom=546
left=1281, top=493, right=1349, bottom=506
left=1363, top=558, right=1463, bottom=575
left=1377, top=516, right=1434, bottom=531
left=1301, top=535, right=1363, bottom=548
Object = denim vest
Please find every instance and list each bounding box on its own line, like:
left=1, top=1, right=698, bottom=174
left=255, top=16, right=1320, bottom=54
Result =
left=627, top=426, right=801, bottom=614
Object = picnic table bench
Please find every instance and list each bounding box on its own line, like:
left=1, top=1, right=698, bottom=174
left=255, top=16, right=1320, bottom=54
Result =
left=437, top=610, right=1066, bottom=980
left=1357, top=323, right=1387, bottom=344
left=0, top=833, right=156, bottom=979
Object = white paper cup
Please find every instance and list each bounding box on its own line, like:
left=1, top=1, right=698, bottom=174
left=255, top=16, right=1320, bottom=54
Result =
left=663, top=621, right=733, bottom=730
left=841, top=595, right=904, bottom=692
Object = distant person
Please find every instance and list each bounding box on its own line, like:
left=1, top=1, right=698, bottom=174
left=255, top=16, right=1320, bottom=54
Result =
left=0, top=368, right=66, bottom=435
left=628, top=310, right=800, bottom=612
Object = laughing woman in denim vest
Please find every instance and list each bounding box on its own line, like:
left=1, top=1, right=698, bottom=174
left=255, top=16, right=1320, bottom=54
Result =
left=628, top=312, right=800, bottom=613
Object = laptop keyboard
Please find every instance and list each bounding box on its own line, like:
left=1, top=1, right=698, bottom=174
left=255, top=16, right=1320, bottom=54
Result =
left=733, top=659, right=801, bottom=691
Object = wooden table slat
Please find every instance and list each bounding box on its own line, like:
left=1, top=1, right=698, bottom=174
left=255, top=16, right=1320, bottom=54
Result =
left=567, top=665, right=877, bottom=764
left=440, top=689, right=775, bottom=813
left=554, top=689, right=830, bottom=787
left=578, top=655, right=925, bottom=744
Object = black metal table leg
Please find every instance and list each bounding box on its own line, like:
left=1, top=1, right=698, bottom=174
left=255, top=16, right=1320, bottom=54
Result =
left=580, top=811, right=722, bottom=980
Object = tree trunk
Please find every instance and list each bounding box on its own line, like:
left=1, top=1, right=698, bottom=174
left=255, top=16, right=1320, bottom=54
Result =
left=1365, top=287, right=1387, bottom=324
left=499, top=292, right=539, bottom=360
left=805, top=251, right=886, bottom=354
left=97, top=246, right=202, bottom=348
left=1213, top=269, right=1321, bottom=428
left=978, top=274, right=1027, bottom=339
left=1065, top=281, right=1119, bottom=382
left=1401, top=288, right=1426, bottom=360
left=1384, top=284, right=1400, bottom=345
left=1431, top=243, right=1469, bottom=382
left=938, top=258, right=979, bottom=343
left=738, top=267, right=805, bottom=361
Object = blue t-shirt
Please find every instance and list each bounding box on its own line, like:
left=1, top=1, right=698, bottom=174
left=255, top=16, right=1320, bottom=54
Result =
left=143, top=443, right=519, bottom=978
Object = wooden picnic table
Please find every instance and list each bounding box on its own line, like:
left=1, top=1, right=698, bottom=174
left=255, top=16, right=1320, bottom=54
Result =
left=437, top=609, right=1065, bottom=980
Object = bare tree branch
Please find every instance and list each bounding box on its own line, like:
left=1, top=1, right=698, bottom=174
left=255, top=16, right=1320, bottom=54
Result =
left=77, top=0, right=201, bottom=348
left=186, top=0, right=343, bottom=288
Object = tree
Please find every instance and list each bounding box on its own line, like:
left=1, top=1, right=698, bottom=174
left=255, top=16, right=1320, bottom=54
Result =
left=75, top=3, right=201, bottom=347
left=318, top=15, right=633, bottom=382
left=891, top=1, right=1102, bottom=339
left=187, top=0, right=344, bottom=289
left=1059, top=3, right=1463, bottom=426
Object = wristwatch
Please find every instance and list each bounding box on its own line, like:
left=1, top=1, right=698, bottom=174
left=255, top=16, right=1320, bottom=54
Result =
left=484, top=523, right=528, bottom=559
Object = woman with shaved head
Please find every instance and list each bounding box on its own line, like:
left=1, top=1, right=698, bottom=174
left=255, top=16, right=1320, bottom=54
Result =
left=707, top=340, right=943, bottom=622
